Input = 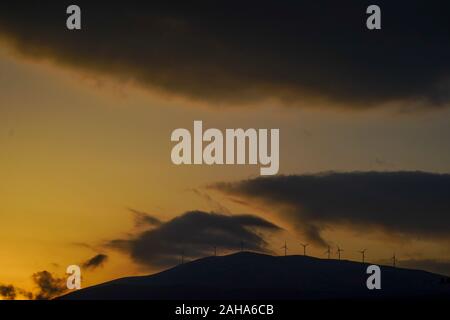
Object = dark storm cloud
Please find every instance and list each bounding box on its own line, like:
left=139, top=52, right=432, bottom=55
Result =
left=82, top=254, right=108, bottom=270
left=0, top=284, right=17, bottom=300
left=0, top=271, right=67, bottom=300
left=213, top=171, right=450, bottom=246
left=1, top=1, right=450, bottom=109
left=32, top=271, right=66, bottom=300
left=0, top=284, right=34, bottom=300
left=107, top=210, right=281, bottom=267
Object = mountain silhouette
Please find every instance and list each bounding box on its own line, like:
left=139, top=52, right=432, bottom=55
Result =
left=59, top=252, right=450, bottom=300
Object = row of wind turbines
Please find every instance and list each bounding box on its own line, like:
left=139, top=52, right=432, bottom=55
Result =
left=280, top=241, right=397, bottom=267
left=179, top=241, right=398, bottom=267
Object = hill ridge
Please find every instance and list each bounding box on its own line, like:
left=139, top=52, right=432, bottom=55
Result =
left=59, top=251, right=450, bottom=300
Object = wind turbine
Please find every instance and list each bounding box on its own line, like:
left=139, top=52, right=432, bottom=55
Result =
left=281, top=241, right=288, bottom=256
left=358, top=249, right=367, bottom=263
left=391, top=253, right=396, bottom=267
left=300, top=243, right=309, bottom=256
left=213, top=245, right=217, bottom=256
left=180, top=248, right=185, bottom=265
left=336, top=246, right=344, bottom=260
left=325, top=245, right=331, bottom=259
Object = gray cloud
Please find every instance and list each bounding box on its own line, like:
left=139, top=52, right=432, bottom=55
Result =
left=1, top=1, right=450, bottom=109
left=82, top=254, right=108, bottom=270
left=213, top=171, right=450, bottom=246
left=108, top=210, right=281, bottom=267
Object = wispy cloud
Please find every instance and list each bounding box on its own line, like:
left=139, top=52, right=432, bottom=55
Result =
left=191, top=188, right=231, bottom=214
left=82, top=254, right=108, bottom=270
left=128, top=208, right=162, bottom=228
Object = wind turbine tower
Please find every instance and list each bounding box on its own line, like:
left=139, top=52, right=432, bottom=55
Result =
left=337, top=246, right=344, bottom=260
left=359, top=249, right=367, bottom=263
left=392, top=253, right=396, bottom=267
left=300, top=243, right=309, bottom=256
left=281, top=241, right=288, bottom=256
left=325, top=246, right=331, bottom=259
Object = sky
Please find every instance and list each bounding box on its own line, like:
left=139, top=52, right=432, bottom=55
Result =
left=1, top=0, right=450, bottom=299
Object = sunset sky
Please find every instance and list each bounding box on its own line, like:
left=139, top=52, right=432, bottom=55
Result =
left=1, top=1, right=450, bottom=299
